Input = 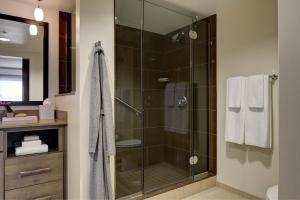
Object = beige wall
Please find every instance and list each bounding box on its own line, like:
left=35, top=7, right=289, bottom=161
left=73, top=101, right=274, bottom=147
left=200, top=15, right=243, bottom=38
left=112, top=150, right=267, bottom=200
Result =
left=216, top=0, right=279, bottom=198
left=57, top=0, right=115, bottom=198
left=56, top=94, right=80, bottom=199
left=79, top=0, right=115, bottom=199
left=278, top=0, right=300, bottom=199
left=55, top=1, right=80, bottom=199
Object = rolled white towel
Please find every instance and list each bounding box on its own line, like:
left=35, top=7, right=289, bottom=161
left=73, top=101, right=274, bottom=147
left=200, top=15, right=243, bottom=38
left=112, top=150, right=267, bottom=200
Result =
left=24, top=135, right=40, bottom=141
left=22, top=140, right=42, bottom=147
left=15, top=144, right=48, bottom=156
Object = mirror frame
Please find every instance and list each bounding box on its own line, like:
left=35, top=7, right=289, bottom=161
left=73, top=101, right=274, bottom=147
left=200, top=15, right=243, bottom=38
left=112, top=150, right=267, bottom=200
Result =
left=0, top=13, right=49, bottom=105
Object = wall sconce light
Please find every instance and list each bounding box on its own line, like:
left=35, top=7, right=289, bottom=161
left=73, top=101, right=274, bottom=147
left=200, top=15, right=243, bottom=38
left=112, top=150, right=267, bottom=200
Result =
left=29, top=25, right=38, bottom=36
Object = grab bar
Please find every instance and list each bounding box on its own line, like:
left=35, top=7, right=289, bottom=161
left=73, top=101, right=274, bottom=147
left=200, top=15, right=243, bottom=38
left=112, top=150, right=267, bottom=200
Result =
left=115, top=97, right=143, bottom=116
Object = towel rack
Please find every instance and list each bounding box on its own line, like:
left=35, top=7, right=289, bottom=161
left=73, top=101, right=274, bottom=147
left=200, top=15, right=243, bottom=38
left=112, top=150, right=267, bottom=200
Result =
left=115, top=97, right=143, bottom=116
left=95, top=41, right=101, bottom=47
left=269, top=74, right=279, bottom=80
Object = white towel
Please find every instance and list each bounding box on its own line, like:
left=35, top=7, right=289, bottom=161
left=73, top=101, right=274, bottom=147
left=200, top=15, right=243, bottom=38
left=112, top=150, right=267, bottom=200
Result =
left=22, top=140, right=42, bottom=147
left=164, top=87, right=175, bottom=133
left=165, top=83, right=175, bottom=107
left=246, top=75, right=264, bottom=108
left=245, top=75, right=272, bottom=148
left=227, top=77, right=243, bottom=108
left=15, top=144, right=49, bottom=156
left=24, top=135, right=40, bottom=141
left=165, top=82, right=188, bottom=134
left=225, top=77, right=246, bottom=144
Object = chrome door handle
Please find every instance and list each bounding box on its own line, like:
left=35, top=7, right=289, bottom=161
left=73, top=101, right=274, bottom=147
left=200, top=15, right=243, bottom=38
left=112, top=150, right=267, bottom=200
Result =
left=33, top=195, right=53, bottom=200
left=19, top=167, right=51, bottom=177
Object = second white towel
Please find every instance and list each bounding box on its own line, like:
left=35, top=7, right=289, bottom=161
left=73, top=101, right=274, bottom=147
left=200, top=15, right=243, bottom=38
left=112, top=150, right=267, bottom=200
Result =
left=22, top=140, right=42, bottom=147
left=246, top=75, right=264, bottom=108
left=245, top=75, right=272, bottom=148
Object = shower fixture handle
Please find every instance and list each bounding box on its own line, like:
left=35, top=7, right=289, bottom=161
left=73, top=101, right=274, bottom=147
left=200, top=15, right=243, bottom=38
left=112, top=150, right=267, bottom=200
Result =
left=189, top=30, right=198, bottom=39
left=189, top=155, right=198, bottom=165
left=178, top=96, right=188, bottom=107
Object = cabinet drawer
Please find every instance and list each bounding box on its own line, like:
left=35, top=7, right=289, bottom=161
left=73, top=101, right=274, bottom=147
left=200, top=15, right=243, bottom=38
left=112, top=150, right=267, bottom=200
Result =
left=5, top=152, right=63, bottom=190
left=5, top=180, right=63, bottom=200
left=0, top=131, right=3, bottom=151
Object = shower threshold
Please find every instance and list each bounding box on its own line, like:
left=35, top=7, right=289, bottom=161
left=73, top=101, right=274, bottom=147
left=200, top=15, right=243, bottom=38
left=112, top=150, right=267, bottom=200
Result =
left=116, top=165, right=212, bottom=200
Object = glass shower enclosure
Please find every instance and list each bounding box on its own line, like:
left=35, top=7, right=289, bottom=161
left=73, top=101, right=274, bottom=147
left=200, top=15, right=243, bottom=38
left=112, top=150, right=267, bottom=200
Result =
left=115, top=0, right=216, bottom=198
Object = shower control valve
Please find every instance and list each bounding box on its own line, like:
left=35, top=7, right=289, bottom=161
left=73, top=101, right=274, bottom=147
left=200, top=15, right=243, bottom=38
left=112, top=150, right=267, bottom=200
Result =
left=178, top=96, right=188, bottom=107
left=189, top=155, right=198, bottom=165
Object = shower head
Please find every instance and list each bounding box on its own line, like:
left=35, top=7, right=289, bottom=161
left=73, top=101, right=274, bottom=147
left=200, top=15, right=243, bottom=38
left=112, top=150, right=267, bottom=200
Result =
left=171, top=31, right=185, bottom=44
left=171, top=33, right=179, bottom=42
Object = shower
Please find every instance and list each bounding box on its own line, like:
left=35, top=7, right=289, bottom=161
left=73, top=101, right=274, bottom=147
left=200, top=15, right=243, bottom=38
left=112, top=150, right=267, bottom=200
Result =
left=171, top=30, right=198, bottom=44
left=171, top=31, right=185, bottom=43
left=115, top=0, right=217, bottom=199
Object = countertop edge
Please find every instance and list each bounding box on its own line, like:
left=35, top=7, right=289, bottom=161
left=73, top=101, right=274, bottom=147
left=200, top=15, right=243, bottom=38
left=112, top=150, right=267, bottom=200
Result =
left=0, top=119, right=67, bottom=130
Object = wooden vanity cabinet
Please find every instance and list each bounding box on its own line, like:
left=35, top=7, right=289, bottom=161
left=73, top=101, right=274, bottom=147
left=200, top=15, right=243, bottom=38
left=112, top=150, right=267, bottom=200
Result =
left=0, top=120, right=66, bottom=200
left=0, top=151, right=3, bottom=200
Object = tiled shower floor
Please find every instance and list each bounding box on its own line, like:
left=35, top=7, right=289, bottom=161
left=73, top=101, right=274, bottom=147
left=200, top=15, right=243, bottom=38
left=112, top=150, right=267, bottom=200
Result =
left=116, top=162, right=188, bottom=198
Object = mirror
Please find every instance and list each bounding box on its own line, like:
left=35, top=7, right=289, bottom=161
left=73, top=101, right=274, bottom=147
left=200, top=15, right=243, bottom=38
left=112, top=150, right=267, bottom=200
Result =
left=0, top=13, right=48, bottom=105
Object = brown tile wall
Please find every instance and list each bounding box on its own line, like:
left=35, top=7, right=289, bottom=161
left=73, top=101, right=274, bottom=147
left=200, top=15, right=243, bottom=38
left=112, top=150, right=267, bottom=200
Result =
left=162, top=27, right=192, bottom=173
left=115, top=25, right=143, bottom=181
left=192, top=19, right=210, bottom=175
left=143, top=29, right=167, bottom=167
left=205, top=15, right=217, bottom=174
left=115, top=25, right=144, bottom=199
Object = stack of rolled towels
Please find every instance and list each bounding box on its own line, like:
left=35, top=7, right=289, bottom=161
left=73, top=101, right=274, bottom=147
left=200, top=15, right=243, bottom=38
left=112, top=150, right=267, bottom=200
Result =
left=15, top=135, right=48, bottom=156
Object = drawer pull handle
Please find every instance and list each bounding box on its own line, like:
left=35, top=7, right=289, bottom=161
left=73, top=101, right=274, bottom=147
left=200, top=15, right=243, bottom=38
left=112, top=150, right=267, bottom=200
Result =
left=19, top=168, right=52, bottom=177
left=33, top=195, right=53, bottom=200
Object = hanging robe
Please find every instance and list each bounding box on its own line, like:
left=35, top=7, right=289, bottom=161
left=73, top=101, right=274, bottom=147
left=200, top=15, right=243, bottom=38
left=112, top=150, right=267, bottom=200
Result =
left=89, top=45, right=115, bottom=200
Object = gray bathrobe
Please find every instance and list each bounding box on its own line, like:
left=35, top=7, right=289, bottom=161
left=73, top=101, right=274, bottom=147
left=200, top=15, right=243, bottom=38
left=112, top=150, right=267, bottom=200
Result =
left=89, top=45, right=115, bottom=200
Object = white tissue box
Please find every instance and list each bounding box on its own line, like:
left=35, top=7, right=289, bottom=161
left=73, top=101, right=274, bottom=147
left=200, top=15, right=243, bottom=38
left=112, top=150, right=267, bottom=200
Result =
left=39, top=105, right=55, bottom=120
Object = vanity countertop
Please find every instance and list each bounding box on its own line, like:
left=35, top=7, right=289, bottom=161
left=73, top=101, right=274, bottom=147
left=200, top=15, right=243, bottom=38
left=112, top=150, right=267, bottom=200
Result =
left=0, top=119, right=67, bottom=130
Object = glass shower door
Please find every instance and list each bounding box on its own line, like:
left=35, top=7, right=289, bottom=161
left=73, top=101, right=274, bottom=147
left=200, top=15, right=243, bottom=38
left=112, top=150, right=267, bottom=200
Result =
left=115, top=0, right=213, bottom=198
left=192, top=16, right=217, bottom=177
left=191, top=19, right=210, bottom=178
left=142, top=0, right=194, bottom=193
left=115, top=0, right=143, bottom=198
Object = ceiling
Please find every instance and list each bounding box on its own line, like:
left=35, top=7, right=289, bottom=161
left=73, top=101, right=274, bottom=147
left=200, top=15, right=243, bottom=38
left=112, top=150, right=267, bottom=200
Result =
left=116, top=0, right=217, bottom=35
left=13, top=0, right=75, bottom=12
left=156, top=0, right=217, bottom=18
